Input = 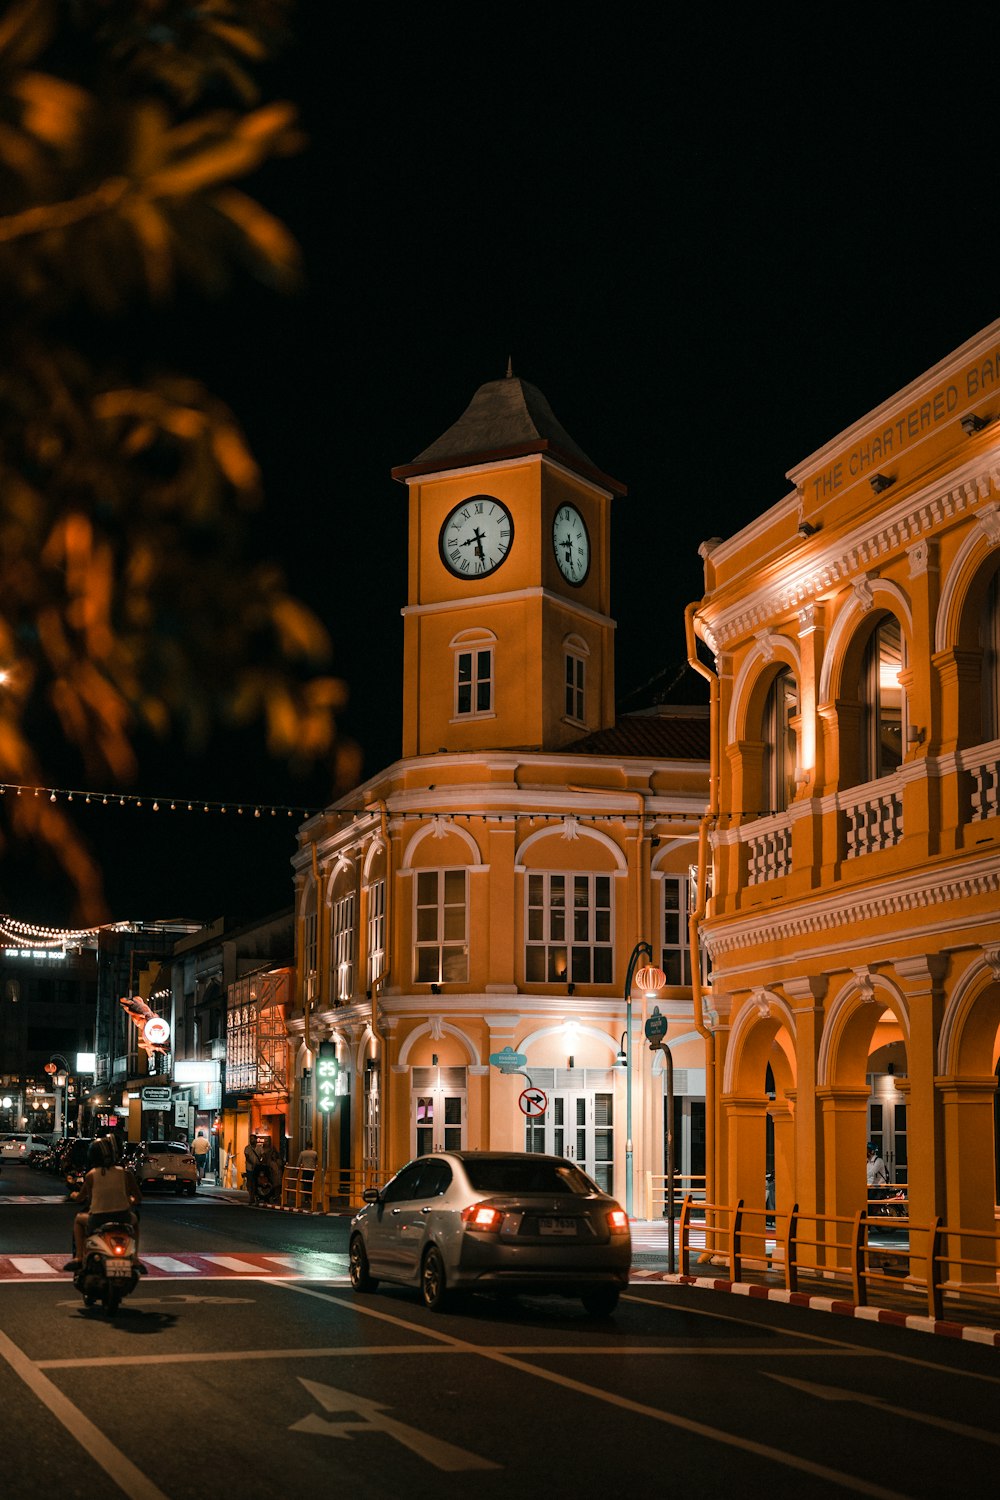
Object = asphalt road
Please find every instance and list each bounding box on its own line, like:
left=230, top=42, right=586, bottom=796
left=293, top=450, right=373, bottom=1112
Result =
left=1, top=1163, right=997, bottom=1499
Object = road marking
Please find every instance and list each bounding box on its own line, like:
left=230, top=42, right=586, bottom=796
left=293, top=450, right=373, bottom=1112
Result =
left=0, top=1324, right=171, bottom=1500
left=40, top=1346, right=459, bottom=1368
left=277, top=1284, right=911, bottom=1500
left=292, top=1377, right=499, bottom=1471
left=9, top=1256, right=59, bottom=1274
left=145, top=1256, right=199, bottom=1274
left=204, top=1254, right=278, bottom=1273
left=765, top=1373, right=1000, bottom=1446
left=622, top=1290, right=1000, bottom=1384
left=267, top=1254, right=348, bottom=1269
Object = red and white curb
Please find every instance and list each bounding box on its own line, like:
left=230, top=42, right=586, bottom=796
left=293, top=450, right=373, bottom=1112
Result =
left=631, top=1268, right=1000, bottom=1346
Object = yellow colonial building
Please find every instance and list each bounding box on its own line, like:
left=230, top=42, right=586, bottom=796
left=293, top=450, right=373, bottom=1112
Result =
left=692, top=318, right=1000, bottom=1259
left=289, top=371, right=710, bottom=1211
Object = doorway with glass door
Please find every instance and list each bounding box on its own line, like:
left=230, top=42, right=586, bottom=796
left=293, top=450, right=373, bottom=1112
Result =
left=524, top=1087, right=613, bottom=1192
left=867, top=1074, right=907, bottom=1186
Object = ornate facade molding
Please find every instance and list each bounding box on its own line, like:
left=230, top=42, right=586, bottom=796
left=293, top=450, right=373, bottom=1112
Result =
left=698, top=459, right=999, bottom=654
left=702, top=863, right=1000, bottom=961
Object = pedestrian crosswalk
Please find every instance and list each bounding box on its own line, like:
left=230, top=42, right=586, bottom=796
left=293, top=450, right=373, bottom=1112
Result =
left=0, top=1251, right=350, bottom=1282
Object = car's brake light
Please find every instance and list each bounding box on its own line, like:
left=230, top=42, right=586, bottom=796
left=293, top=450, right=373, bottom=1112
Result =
left=461, top=1204, right=503, bottom=1232
left=607, top=1209, right=629, bottom=1234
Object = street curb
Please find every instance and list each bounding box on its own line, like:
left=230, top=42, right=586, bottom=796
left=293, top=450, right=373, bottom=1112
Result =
left=630, top=1269, right=1000, bottom=1347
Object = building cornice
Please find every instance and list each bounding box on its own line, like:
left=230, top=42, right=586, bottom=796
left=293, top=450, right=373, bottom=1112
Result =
left=699, top=450, right=999, bottom=654
left=401, top=585, right=616, bottom=634
left=704, top=851, right=1000, bottom=963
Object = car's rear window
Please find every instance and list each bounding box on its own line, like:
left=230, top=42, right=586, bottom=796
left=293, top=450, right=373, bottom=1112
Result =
left=463, top=1159, right=595, bottom=1196
left=145, top=1142, right=188, bottom=1155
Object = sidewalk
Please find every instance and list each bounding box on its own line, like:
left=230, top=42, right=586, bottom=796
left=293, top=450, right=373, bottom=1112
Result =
left=629, top=1218, right=1000, bottom=1347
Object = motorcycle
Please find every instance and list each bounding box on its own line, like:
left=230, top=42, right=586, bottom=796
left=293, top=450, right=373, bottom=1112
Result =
left=253, top=1163, right=280, bottom=1206
left=73, top=1218, right=139, bottom=1313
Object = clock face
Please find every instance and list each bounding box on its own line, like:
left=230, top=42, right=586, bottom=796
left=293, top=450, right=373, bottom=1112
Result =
left=552, top=503, right=590, bottom=585
left=439, top=495, right=514, bottom=578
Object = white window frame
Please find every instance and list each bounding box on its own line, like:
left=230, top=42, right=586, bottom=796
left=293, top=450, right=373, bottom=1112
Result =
left=414, top=869, right=469, bottom=985
left=332, top=891, right=355, bottom=1002
left=565, top=650, right=585, bottom=724
left=659, top=873, right=692, bottom=987
left=455, top=645, right=494, bottom=718
left=525, top=872, right=613, bottom=985
left=366, top=879, right=385, bottom=991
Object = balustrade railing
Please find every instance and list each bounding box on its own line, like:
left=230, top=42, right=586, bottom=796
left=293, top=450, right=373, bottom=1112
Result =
left=967, top=744, right=1000, bottom=822
left=746, top=822, right=793, bottom=884
left=844, top=786, right=903, bottom=858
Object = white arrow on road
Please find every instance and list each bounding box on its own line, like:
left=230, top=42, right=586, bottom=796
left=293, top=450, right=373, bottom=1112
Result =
left=764, top=1374, right=1000, bottom=1447
left=290, top=1377, right=500, bottom=1471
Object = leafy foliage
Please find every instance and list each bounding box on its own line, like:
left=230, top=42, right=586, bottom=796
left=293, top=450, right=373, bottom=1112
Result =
left=0, top=1, right=343, bottom=918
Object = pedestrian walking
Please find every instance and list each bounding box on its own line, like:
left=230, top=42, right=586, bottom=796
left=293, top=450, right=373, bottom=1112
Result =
left=192, top=1129, right=211, bottom=1182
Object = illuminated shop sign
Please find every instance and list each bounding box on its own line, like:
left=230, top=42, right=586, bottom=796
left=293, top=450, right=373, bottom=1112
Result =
left=4, top=948, right=67, bottom=960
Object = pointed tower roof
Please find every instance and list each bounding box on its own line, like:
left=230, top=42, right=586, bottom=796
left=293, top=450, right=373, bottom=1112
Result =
left=392, top=369, right=626, bottom=494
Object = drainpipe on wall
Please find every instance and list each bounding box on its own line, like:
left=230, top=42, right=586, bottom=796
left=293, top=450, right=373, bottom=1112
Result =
left=684, top=601, right=719, bottom=1221
left=308, top=840, right=323, bottom=1199
left=365, top=799, right=392, bottom=1179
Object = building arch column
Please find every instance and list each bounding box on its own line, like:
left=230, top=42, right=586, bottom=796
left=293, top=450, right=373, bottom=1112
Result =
left=721, top=1090, right=769, bottom=1260
left=935, top=1075, right=999, bottom=1283
left=816, top=1083, right=870, bottom=1265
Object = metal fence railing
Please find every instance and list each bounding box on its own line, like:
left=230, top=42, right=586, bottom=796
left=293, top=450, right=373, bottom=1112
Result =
left=672, top=1195, right=1000, bottom=1327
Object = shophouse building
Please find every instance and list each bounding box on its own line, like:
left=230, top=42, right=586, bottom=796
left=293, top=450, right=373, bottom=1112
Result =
left=290, top=371, right=711, bottom=1210
left=163, top=909, right=294, bottom=1184
left=691, top=318, right=1000, bottom=1269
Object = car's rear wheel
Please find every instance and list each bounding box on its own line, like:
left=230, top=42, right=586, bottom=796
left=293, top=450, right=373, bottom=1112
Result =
left=185, top=1182, right=196, bottom=1196
left=349, top=1235, right=378, bottom=1293
left=581, top=1286, right=620, bottom=1317
left=420, top=1246, right=451, bottom=1312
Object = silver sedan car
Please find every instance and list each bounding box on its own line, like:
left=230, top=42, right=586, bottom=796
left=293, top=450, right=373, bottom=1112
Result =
left=349, top=1151, right=631, bottom=1315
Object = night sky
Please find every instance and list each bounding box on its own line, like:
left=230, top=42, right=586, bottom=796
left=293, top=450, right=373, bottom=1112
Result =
left=10, top=11, right=1000, bottom=928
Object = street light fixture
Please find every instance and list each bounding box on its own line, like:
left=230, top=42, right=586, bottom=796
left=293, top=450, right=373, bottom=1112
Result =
left=623, top=942, right=666, bottom=1218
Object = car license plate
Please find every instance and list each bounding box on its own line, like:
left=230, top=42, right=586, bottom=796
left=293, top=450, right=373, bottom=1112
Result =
left=163, top=1174, right=176, bottom=1180
left=539, top=1217, right=577, bottom=1236
left=105, top=1262, right=131, bottom=1277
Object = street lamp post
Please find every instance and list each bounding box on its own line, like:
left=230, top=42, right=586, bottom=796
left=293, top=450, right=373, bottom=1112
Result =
left=622, top=942, right=666, bottom=1218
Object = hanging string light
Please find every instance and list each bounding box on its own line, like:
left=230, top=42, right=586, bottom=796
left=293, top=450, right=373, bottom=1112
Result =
left=0, top=782, right=320, bottom=819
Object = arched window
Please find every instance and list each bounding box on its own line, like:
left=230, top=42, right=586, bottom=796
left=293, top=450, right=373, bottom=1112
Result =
left=762, top=667, right=798, bottom=813
left=861, top=615, right=904, bottom=781
left=981, top=569, right=1000, bottom=743
left=450, top=628, right=496, bottom=720
left=563, top=634, right=589, bottom=727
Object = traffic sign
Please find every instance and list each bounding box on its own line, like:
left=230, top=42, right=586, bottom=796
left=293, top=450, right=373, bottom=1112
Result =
left=644, top=1006, right=668, bottom=1042
left=317, top=1051, right=339, bottom=1113
left=518, top=1086, right=548, bottom=1118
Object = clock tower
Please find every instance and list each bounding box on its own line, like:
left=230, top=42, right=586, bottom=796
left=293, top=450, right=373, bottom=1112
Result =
left=392, top=369, right=625, bottom=757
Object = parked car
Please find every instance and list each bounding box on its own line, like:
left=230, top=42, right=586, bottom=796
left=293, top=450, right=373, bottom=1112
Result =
left=136, top=1140, right=198, bottom=1195
left=349, top=1151, right=631, bottom=1314
left=1, top=1132, right=52, bottom=1160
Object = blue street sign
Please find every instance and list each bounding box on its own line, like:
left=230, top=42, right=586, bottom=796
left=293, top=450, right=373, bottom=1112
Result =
left=489, top=1045, right=528, bottom=1073
left=644, top=1006, right=668, bottom=1041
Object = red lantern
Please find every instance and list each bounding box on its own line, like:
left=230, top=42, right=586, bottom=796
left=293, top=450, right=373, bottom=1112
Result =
left=634, top=964, right=666, bottom=995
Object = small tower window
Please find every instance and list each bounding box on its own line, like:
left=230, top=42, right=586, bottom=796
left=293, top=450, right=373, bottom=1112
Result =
left=563, top=634, right=589, bottom=726
left=456, top=648, right=493, bottom=716
left=451, top=628, right=497, bottom=721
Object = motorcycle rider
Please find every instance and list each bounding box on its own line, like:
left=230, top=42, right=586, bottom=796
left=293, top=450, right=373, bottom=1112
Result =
left=63, top=1137, right=147, bottom=1274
